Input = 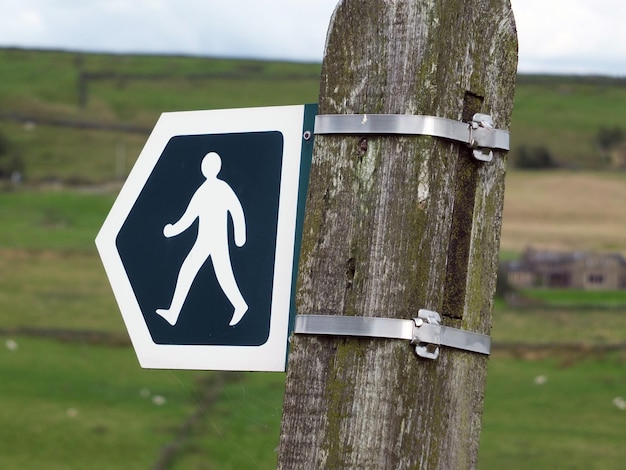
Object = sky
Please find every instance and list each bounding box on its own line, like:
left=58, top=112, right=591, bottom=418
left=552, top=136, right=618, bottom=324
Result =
left=0, top=0, right=624, bottom=77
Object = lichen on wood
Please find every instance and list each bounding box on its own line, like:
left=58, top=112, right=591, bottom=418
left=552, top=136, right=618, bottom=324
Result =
left=278, top=1, right=517, bottom=468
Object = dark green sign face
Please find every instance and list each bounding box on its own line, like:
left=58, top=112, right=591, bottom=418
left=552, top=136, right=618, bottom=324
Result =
left=116, top=131, right=284, bottom=346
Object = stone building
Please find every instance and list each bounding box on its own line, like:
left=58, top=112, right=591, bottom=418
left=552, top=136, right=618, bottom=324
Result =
left=506, top=248, right=626, bottom=290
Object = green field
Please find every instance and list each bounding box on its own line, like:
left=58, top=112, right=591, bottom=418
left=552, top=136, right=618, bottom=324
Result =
left=519, top=288, right=626, bottom=309
left=0, top=337, right=284, bottom=470
left=3, top=332, right=624, bottom=469
left=0, top=336, right=199, bottom=470
left=511, top=75, right=626, bottom=168
left=1, top=48, right=626, bottom=468
left=479, top=353, right=626, bottom=470
left=2, top=49, right=626, bottom=183
left=0, top=49, right=321, bottom=183
left=2, top=183, right=624, bottom=470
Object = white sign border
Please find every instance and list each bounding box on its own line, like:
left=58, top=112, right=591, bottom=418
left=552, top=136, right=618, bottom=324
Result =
left=96, top=105, right=308, bottom=371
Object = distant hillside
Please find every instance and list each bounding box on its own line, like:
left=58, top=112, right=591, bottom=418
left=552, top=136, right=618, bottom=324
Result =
left=1, top=48, right=625, bottom=183
left=512, top=74, right=626, bottom=169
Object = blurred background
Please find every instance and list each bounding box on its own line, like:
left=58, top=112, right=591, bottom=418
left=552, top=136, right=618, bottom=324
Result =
left=0, top=1, right=624, bottom=469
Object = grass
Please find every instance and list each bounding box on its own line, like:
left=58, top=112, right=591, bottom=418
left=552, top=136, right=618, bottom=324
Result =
left=519, top=288, right=626, bottom=308
left=479, top=353, right=626, bottom=470
left=491, top=307, right=626, bottom=345
left=88, top=75, right=320, bottom=122
left=170, top=372, right=285, bottom=469
left=0, top=190, right=124, bottom=331
left=0, top=49, right=321, bottom=121
left=0, top=172, right=624, bottom=469
left=4, top=120, right=147, bottom=183
left=2, top=335, right=624, bottom=469
left=0, top=335, right=203, bottom=470
left=1, top=48, right=320, bottom=184
left=0, top=185, right=286, bottom=468
left=0, top=189, right=114, bottom=251
left=2, top=50, right=626, bottom=468
left=0, top=250, right=122, bottom=333
left=511, top=76, right=626, bottom=168
left=0, top=333, right=284, bottom=469
left=2, top=49, right=626, bottom=186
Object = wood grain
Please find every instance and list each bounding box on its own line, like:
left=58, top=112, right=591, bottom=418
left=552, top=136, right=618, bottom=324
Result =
left=278, top=1, right=517, bottom=468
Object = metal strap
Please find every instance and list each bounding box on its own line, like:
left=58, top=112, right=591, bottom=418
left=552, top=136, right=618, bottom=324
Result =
left=294, top=310, right=491, bottom=360
left=295, top=314, right=415, bottom=341
left=314, top=113, right=509, bottom=162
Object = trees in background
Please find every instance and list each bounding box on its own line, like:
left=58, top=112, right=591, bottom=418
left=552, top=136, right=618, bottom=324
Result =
left=0, top=129, right=24, bottom=180
left=595, top=126, right=626, bottom=168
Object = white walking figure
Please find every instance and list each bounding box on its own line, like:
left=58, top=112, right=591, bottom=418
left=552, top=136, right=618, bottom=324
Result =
left=156, top=152, right=248, bottom=327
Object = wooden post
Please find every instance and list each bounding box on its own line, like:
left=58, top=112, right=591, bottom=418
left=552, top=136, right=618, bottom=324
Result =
left=278, top=0, right=517, bottom=469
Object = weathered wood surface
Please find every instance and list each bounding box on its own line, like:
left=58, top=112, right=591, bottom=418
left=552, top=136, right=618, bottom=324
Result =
left=278, top=1, right=517, bottom=468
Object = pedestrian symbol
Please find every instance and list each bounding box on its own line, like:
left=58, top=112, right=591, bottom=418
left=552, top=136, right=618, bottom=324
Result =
left=156, top=152, right=249, bottom=328
left=96, top=104, right=316, bottom=371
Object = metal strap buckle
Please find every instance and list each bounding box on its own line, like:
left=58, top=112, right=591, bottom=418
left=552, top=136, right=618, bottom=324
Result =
left=293, top=310, right=491, bottom=360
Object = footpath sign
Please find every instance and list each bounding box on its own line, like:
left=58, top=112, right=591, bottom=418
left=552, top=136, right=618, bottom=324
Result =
left=96, top=104, right=316, bottom=371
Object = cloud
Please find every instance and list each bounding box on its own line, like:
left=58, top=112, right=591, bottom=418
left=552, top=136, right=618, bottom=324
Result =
left=513, top=0, right=626, bottom=75
left=0, top=0, right=624, bottom=75
left=0, top=0, right=337, bottom=61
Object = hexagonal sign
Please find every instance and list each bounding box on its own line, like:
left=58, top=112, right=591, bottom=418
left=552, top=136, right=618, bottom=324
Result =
left=96, top=104, right=316, bottom=371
